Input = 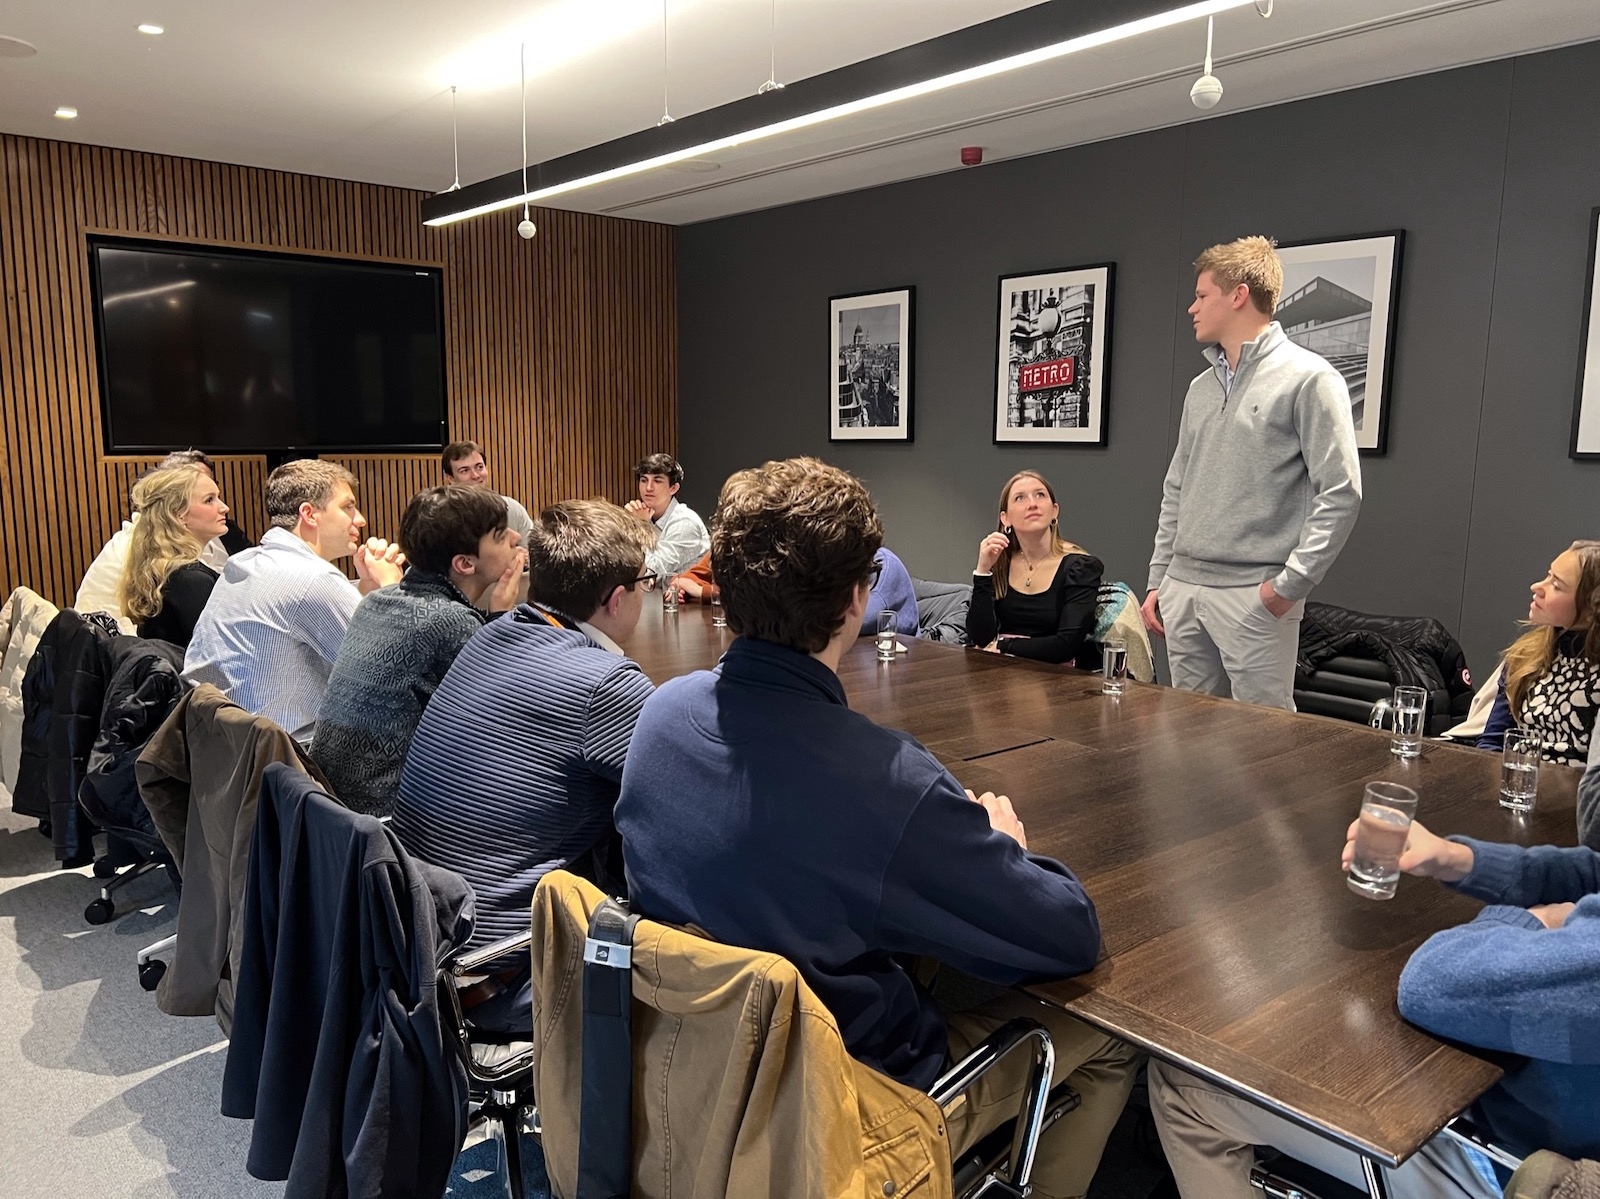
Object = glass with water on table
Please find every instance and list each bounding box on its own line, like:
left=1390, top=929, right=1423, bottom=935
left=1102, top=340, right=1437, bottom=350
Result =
left=711, top=594, right=727, bottom=628
left=1368, top=685, right=1427, bottom=758
left=1101, top=637, right=1129, bottom=695
left=876, top=611, right=896, bottom=662
left=1500, top=729, right=1539, bottom=812
left=662, top=577, right=679, bottom=613
left=1347, top=780, right=1418, bottom=900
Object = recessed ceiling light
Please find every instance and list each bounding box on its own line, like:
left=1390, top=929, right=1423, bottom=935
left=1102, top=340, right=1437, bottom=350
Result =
left=0, top=35, right=39, bottom=57
left=137, top=23, right=164, bottom=36
left=55, top=106, right=78, bottom=120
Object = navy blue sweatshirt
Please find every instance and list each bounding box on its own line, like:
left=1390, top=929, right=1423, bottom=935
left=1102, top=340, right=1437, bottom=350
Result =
left=614, top=636, right=1101, bottom=1091
left=1398, top=838, right=1600, bottom=1159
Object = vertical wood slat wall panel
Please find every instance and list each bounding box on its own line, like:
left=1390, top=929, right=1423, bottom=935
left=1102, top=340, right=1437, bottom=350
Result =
left=0, top=132, right=676, bottom=606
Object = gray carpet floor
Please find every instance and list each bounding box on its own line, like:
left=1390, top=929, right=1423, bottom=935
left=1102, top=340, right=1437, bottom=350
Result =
left=0, top=799, right=282, bottom=1198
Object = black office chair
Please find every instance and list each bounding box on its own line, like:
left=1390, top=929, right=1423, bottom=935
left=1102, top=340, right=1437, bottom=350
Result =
left=76, top=637, right=187, bottom=925
left=438, top=929, right=539, bottom=1199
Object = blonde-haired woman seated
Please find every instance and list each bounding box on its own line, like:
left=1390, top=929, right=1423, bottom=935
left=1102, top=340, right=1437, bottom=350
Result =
left=1476, top=540, right=1600, bottom=765
left=119, top=464, right=231, bottom=648
left=966, top=470, right=1103, bottom=667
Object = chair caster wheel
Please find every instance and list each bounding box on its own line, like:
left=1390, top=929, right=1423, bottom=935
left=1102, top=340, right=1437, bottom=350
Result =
left=138, top=960, right=167, bottom=992
left=93, top=857, right=119, bottom=879
left=84, top=897, right=115, bottom=925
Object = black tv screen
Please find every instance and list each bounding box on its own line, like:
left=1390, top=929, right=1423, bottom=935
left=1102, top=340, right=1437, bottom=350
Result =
left=89, top=238, right=446, bottom=453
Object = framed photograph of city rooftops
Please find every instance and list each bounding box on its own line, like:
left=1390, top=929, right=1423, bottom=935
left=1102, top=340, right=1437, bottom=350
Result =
left=830, top=288, right=914, bottom=442
left=1275, top=231, right=1404, bottom=455
left=994, top=264, right=1114, bottom=445
left=1569, top=208, right=1600, bottom=459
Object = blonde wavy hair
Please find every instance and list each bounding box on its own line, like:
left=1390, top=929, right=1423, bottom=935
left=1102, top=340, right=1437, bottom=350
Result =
left=119, top=464, right=210, bottom=624
left=1501, top=539, right=1600, bottom=720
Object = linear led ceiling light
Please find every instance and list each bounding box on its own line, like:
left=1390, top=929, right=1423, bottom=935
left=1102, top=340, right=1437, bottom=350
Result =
left=423, top=0, right=1263, bottom=228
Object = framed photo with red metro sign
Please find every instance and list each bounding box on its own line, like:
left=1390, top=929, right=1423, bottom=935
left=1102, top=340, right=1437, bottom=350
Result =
left=994, top=263, right=1114, bottom=445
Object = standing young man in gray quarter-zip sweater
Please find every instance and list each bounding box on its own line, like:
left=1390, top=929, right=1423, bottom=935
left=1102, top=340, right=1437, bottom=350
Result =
left=1141, top=236, right=1362, bottom=711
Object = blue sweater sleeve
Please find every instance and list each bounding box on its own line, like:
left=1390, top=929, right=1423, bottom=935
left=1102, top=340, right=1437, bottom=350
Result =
left=1397, top=894, right=1600, bottom=1065
left=1449, top=838, right=1600, bottom=907
left=1476, top=673, right=1514, bottom=750
left=871, top=771, right=1101, bottom=983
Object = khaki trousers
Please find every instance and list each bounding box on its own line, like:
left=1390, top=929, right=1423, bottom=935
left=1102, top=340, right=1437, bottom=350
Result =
left=942, top=989, right=1142, bottom=1199
left=1149, top=1060, right=1502, bottom=1199
left=1157, top=576, right=1305, bottom=712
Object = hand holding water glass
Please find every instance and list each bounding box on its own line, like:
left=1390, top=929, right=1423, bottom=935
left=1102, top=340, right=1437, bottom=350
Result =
left=1500, top=729, right=1539, bottom=812
left=1346, top=781, right=1418, bottom=900
left=1101, top=637, right=1128, bottom=695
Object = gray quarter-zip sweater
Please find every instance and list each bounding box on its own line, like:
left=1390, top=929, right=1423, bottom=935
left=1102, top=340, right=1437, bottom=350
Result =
left=1147, top=322, right=1361, bottom=602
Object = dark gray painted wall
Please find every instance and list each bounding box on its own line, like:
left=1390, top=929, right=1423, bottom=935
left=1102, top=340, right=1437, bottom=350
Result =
left=677, top=42, right=1600, bottom=682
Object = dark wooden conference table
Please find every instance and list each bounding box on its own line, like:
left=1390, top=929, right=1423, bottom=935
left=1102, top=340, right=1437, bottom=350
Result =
left=626, top=601, right=1580, bottom=1189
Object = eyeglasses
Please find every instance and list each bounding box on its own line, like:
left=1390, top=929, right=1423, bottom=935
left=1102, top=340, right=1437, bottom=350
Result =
left=867, top=560, right=883, bottom=589
left=628, top=571, right=658, bottom=592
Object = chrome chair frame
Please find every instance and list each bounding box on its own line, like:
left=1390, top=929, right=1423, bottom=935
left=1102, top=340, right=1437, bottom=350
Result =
left=440, top=928, right=538, bottom=1199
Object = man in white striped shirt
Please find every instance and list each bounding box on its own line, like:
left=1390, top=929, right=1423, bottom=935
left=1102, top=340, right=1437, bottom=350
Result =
left=183, top=460, right=404, bottom=744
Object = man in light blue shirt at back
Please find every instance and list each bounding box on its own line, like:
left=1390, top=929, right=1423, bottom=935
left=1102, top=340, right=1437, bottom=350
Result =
left=183, top=459, right=403, bottom=743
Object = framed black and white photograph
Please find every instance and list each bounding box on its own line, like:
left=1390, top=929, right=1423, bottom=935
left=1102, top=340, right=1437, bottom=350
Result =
left=1569, top=207, right=1600, bottom=459
left=830, top=288, right=913, bottom=441
left=1276, top=232, right=1403, bottom=455
left=994, top=264, right=1113, bottom=445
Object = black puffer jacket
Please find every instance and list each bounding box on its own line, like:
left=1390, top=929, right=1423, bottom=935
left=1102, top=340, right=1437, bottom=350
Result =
left=15, top=610, right=120, bottom=861
left=79, top=637, right=187, bottom=856
left=1297, top=602, right=1475, bottom=706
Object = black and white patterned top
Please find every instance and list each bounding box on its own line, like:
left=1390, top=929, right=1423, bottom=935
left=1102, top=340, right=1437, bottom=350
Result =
left=1517, top=645, right=1600, bottom=765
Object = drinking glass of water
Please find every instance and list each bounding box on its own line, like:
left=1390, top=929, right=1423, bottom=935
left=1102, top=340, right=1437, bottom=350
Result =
left=711, top=595, right=727, bottom=628
left=1101, top=637, right=1129, bottom=695
left=1500, top=729, right=1539, bottom=812
left=1347, top=780, right=1418, bottom=900
left=876, top=611, right=896, bottom=662
left=662, top=582, right=679, bottom=614
left=1368, top=685, right=1427, bottom=758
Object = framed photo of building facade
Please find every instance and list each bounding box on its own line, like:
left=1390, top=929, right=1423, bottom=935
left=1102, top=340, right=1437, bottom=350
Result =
left=1275, top=232, right=1403, bottom=454
left=1569, top=207, right=1600, bottom=459
left=830, top=288, right=913, bottom=441
left=994, top=264, right=1113, bottom=444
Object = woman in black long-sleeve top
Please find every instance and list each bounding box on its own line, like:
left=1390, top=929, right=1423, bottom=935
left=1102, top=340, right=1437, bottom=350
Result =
left=966, top=470, right=1103, bottom=667
left=119, top=463, right=230, bottom=649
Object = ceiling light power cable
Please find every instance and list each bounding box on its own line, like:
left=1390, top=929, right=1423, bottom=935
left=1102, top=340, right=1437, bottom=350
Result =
left=517, top=43, right=535, bottom=239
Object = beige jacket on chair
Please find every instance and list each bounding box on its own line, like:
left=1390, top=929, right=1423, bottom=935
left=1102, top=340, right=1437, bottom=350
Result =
left=531, top=870, right=953, bottom=1199
left=136, top=684, right=327, bottom=1031
left=0, top=587, right=60, bottom=799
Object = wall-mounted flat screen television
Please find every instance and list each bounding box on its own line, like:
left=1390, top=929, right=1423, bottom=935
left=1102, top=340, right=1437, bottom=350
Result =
left=89, top=237, right=446, bottom=454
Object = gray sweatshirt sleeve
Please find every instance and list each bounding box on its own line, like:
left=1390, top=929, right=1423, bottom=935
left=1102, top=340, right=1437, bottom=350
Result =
left=1147, top=397, right=1195, bottom=593
left=1579, top=734, right=1600, bottom=852
left=1270, top=369, right=1362, bottom=601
